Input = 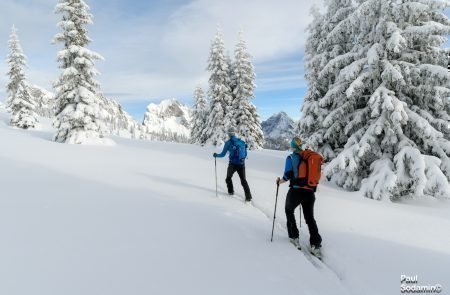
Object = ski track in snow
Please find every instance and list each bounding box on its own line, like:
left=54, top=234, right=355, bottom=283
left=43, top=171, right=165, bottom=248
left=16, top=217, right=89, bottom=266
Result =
left=1, top=110, right=450, bottom=295
left=225, top=190, right=344, bottom=282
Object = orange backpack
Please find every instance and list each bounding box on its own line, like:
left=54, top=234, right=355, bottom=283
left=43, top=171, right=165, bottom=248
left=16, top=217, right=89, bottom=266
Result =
left=293, top=150, right=324, bottom=192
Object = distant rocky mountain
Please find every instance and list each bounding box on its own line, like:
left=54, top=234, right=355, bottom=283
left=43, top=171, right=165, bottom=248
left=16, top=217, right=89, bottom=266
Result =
left=261, top=112, right=296, bottom=150
left=98, top=94, right=145, bottom=139
left=1, top=83, right=55, bottom=118
left=3, top=86, right=192, bottom=143
left=142, top=99, right=191, bottom=142
left=25, top=83, right=55, bottom=118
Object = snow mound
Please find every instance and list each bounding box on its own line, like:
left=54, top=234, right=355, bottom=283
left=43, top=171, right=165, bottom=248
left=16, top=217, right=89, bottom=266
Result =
left=64, top=131, right=116, bottom=146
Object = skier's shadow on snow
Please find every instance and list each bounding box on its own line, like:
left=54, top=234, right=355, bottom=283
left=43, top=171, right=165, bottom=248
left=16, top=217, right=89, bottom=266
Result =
left=138, top=173, right=220, bottom=196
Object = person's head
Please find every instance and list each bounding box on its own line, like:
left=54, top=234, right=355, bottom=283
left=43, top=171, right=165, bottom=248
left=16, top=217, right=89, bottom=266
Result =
left=227, top=126, right=236, bottom=138
left=290, top=137, right=302, bottom=153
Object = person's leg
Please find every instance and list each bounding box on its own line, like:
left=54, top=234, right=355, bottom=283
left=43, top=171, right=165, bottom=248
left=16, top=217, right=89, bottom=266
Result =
left=225, top=164, right=236, bottom=194
left=300, top=190, right=322, bottom=247
left=285, top=189, right=301, bottom=239
left=236, top=165, right=252, bottom=201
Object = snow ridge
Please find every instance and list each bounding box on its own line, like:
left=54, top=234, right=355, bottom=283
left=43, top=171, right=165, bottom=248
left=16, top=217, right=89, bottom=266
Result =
left=142, top=98, right=191, bottom=142
left=261, top=112, right=296, bottom=150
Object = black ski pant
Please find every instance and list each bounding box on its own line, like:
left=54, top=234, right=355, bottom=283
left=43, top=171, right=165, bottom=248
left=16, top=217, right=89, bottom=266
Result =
left=225, top=163, right=252, bottom=200
left=285, top=188, right=322, bottom=247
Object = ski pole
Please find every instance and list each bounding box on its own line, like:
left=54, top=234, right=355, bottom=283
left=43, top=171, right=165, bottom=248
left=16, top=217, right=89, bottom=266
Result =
left=215, top=157, right=218, bottom=198
left=270, top=182, right=280, bottom=242
left=299, top=204, right=302, bottom=228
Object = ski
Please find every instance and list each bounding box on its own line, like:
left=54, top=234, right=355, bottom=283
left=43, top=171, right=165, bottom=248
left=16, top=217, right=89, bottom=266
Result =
left=300, top=247, right=322, bottom=268
left=293, top=244, right=302, bottom=251
left=218, top=191, right=253, bottom=205
left=311, top=250, right=322, bottom=260
left=290, top=238, right=301, bottom=250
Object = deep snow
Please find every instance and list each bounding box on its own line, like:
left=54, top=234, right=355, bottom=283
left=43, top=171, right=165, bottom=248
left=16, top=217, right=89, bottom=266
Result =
left=0, top=109, right=449, bottom=295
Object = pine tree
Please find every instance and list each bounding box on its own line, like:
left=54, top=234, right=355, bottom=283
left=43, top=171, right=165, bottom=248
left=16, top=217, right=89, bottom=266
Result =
left=52, top=0, right=107, bottom=144
left=190, top=86, right=208, bottom=145
left=232, top=32, right=264, bottom=149
left=6, top=25, right=39, bottom=129
left=202, top=29, right=233, bottom=145
left=10, top=83, right=39, bottom=129
left=320, top=0, right=450, bottom=200
left=299, top=8, right=328, bottom=153
left=6, top=26, right=27, bottom=110
left=227, top=52, right=236, bottom=96
left=298, top=1, right=354, bottom=160
left=223, top=51, right=236, bottom=129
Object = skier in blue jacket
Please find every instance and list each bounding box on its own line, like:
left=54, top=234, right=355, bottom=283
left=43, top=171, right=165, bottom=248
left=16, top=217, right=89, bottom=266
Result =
left=213, top=127, right=252, bottom=202
left=277, top=137, right=322, bottom=258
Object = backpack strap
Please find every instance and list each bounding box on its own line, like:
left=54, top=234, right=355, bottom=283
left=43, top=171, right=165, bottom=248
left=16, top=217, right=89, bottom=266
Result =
left=300, top=150, right=309, bottom=184
left=289, top=153, right=301, bottom=179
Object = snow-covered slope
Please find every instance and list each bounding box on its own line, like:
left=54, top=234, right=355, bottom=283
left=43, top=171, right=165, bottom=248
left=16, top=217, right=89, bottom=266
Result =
left=261, top=112, right=296, bottom=150
left=99, top=94, right=144, bottom=139
left=2, top=83, right=55, bottom=118
left=1, top=109, right=449, bottom=295
left=25, top=83, right=55, bottom=118
left=142, top=98, right=191, bottom=141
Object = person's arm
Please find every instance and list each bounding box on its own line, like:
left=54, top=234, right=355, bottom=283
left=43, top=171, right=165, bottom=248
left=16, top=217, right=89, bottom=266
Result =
left=277, top=156, right=293, bottom=185
left=214, top=141, right=229, bottom=158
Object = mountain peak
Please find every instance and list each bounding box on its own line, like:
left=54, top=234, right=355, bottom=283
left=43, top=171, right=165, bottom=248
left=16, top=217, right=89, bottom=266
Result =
left=143, top=99, right=191, bottom=139
left=261, top=112, right=296, bottom=150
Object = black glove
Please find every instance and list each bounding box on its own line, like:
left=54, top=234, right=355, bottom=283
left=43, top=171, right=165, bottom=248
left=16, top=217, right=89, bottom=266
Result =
left=213, top=153, right=217, bottom=157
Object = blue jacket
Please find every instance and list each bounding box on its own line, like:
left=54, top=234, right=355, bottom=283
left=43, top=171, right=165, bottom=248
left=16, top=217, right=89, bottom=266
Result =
left=283, top=152, right=302, bottom=188
left=215, top=136, right=246, bottom=165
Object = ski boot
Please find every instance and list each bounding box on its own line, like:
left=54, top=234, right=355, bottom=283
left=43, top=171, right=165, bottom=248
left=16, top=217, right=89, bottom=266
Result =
left=310, top=245, right=322, bottom=259
left=290, top=238, right=301, bottom=250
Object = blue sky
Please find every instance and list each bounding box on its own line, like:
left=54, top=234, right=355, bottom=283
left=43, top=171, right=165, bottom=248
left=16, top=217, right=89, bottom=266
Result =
left=0, top=0, right=317, bottom=122
left=0, top=0, right=449, bottom=122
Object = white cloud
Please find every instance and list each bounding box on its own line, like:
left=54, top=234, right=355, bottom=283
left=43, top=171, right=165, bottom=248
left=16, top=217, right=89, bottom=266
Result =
left=165, top=0, right=318, bottom=60
left=0, top=0, right=322, bottom=106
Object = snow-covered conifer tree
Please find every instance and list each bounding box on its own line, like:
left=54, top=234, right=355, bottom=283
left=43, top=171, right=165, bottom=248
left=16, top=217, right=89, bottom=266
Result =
left=52, top=0, right=107, bottom=144
left=232, top=32, right=264, bottom=149
left=190, top=86, right=208, bottom=145
left=6, top=26, right=27, bottom=110
left=223, top=51, right=237, bottom=129
left=202, top=29, right=233, bottom=145
left=321, top=0, right=450, bottom=200
left=10, top=83, right=39, bottom=129
left=6, top=26, right=39, bottom=129
left=298, top=1, right=354, bottom=160
left=298, top=8, right=327, bottom=153
left=227, top=52, right=236, bottom=96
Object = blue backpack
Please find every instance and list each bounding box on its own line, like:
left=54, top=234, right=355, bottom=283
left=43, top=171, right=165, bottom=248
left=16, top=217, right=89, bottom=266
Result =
left=230, top=139, right=247, bottom=165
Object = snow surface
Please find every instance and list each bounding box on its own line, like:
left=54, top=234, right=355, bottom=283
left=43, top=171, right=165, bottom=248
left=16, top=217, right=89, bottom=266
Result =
left=1, top=109, right=449, bottom=295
